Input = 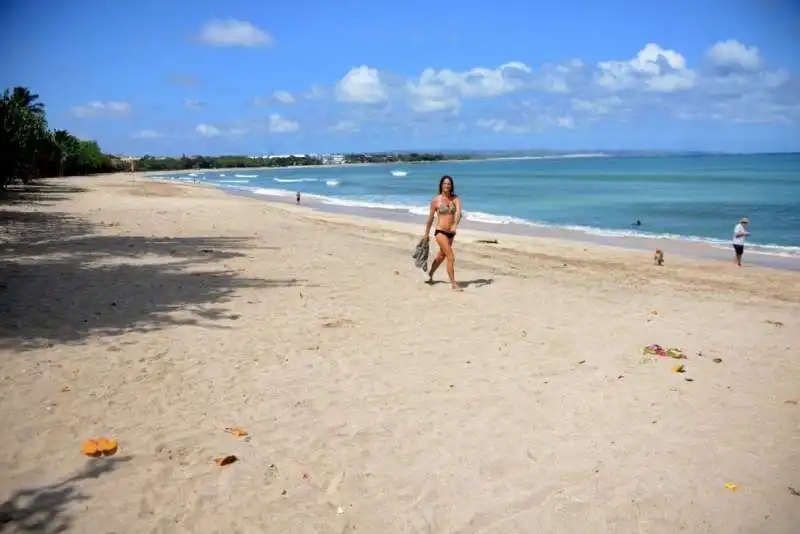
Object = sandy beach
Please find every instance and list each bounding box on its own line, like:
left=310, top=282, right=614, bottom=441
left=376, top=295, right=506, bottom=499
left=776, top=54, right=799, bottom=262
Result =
left=1, top=173, right=798, bottom=533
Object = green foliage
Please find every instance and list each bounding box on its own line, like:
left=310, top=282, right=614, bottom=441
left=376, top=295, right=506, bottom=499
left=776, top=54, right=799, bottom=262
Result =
left=1, top=86, right=115, bottom=189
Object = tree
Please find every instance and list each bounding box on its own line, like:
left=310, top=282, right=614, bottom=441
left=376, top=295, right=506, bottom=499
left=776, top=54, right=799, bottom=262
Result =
left=10, top=86, right=45, bottom=116
left=1, top=86, right=114, bottom=189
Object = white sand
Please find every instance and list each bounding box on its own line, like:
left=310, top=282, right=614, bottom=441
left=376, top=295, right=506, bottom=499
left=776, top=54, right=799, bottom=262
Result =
left=1, top=174, right=798, bottom=533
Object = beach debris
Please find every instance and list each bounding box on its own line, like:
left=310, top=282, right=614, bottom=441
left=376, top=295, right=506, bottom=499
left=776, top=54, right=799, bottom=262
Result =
left=765, top=320, right=784, bottom=327
left=788, top=487, right=800, bottom=497
left=649, top=310, right=659, bottom=316
left=81, top=440, right=101, bottom=457
left=724, top=483, right=739, bottom=492
left=672, top=364, right=686, bottom=373
left=81, top=437, right=118, bottom=457
left=97, top=438, right=118, bottom=455
left=225, top=427, right=248, bottom=437
left=200, top=248, right=215, bottom=254
left=641, top=344, right=666, bottom=359
left=713, top=358, right=723, bottom=364
left=685, top=377, right=694, bottom=382
left=336, top=506, right=344, bottom=516
left=476, top=239, right=498, bottom=244
left=784, top=400, right=798, bottom=406
left=666, top=348, right=686, bottom=359
left=61, top=386, right=71, bottom=392
left=641, top=344, right=688, bottom=362
left=577, top=360, right=587, bottom=365
left=214, top=455, right=238, bottom=466
left=322, top=318, right=356, bottom=329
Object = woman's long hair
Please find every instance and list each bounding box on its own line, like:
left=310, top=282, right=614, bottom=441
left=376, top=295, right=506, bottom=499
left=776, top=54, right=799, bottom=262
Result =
left=438, top=175, right=456, bottom=196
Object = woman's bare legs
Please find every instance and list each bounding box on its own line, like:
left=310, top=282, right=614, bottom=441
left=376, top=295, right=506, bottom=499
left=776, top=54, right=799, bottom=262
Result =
left=432, top=232, right=460, bottom=290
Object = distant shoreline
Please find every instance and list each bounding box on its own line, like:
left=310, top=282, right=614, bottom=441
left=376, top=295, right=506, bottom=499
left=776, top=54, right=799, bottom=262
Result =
left=143, top=172, right=800, bottom=272
left=144, top=152, right=612, bottom=175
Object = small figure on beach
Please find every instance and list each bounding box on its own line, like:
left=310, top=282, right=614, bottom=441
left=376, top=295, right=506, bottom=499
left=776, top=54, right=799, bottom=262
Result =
left=423, top=175, right=462, bottom=291
left=732, top=217, right=750, bottom=267
left=654, top=249, right=664, bottom=266
left=296, top=192, right=301, bottom=205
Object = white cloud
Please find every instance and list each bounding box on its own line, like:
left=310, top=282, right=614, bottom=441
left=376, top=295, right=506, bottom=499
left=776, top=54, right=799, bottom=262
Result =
left=531, top=60, right=584, bottom=93
left=71, top=101, right=131, bottom=118
left=330, top=120, right=358, bottom=133
left=336, top=66, right=389, bottom=103
left=405, top=62, right=532, bottom=113
left=556, top=116, right=575, bottom=129
left=195, top=124, right=246, bottom=137
left=596, top=43, right=696, bottom=92
left=196, top=124, right=221, bottom=137
left=199, top=19, right=274, bottom=47
left=707, top=40, right=761, bottom=71
left=183, top=98, right=205, bottom=108
left=571, top=95, right=623, bottom=115
left=304, top=84, right=326, bottom=100
left=269, top=114, right=299, bottom=133
left=132, top=130, right=162, bottom=139
left=273, top=90, right=295, bottom=104
left=477, top=118, right=530, bottom=133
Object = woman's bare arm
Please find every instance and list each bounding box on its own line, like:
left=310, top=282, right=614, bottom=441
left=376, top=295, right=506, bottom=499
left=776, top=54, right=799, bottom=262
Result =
left=423, top=199, right=437, bottom=238
left=454, top=197, right=463, bottom=230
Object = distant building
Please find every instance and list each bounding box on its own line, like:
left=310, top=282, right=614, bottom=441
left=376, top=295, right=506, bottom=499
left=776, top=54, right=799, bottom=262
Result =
left=321, top=153, right=345, bottom=164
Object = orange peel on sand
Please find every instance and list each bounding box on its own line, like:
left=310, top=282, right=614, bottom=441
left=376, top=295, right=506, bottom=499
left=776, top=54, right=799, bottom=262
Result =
left=97, top=438, right=119, bottom=456
left=81, top=437, right=119, bottom=457
left=214, top=455, right=238, bottom=466
left=81, top=439, right=102, bottom=457
left=225, top=427, right=248, bottom=437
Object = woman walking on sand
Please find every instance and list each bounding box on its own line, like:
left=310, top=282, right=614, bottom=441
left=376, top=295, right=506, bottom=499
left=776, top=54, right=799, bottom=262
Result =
left=423, top=175, right=463, bottom=290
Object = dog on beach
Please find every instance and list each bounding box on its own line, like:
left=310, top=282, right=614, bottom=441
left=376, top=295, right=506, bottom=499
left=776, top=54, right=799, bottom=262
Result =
left=654, top=249, right=664, bottom=266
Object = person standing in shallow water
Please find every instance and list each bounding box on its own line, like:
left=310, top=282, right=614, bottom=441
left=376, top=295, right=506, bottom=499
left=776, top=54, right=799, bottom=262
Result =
left=296, top=192, right=301, bottom=205
left=423, top=175, right=463, bottom=291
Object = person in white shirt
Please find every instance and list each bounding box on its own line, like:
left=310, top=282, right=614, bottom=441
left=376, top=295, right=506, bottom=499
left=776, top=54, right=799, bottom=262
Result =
left=732, top=217, right=750, bottom=267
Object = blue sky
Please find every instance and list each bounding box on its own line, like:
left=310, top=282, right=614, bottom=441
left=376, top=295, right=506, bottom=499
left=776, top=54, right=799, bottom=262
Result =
left=2, top=0, right=799, bottom=155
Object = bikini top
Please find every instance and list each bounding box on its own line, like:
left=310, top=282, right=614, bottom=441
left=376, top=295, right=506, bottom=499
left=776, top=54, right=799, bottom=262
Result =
left=437, top=196, right=457, bottom=215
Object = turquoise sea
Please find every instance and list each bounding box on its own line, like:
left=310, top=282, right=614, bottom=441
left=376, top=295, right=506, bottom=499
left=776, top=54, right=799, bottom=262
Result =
left=153, top=153, right=800, bottom=259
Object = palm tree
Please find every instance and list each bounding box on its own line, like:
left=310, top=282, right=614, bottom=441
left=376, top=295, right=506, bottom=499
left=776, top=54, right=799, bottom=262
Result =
left=53, top=129, right=78, bottom=176
left=11, top=86, right=45, bottom=116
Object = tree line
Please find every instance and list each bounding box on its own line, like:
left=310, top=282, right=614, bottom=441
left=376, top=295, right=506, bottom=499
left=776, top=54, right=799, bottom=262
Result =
left=136, top=154, right=324, bottom=172
left=137, top=151, right=470, bottom=172
left=343, top=152, right=468, bottom=164
left=1, top=86, right=121, bottom=189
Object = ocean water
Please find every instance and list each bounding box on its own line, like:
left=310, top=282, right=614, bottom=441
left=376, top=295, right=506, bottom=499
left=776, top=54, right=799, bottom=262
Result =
left=152, top=153, right=800, bottom=258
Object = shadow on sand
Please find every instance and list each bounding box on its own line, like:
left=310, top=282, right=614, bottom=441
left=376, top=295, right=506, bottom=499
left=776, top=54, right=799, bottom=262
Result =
left=0, top=456, right=132, bottom=533
left=0, top=181, right=302, bottom=351
left=425, top=278, right=494, bottom=288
